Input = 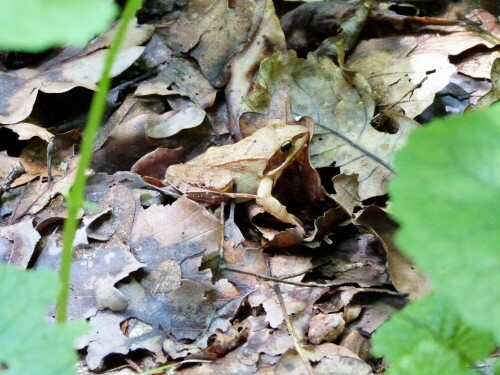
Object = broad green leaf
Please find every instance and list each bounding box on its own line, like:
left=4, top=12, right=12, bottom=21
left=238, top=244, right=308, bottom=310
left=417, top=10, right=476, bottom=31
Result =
left=390, top=104, right=500, bottom=342
left=373, top=294, right=495, bottom=374
left=0, top=264, right=87, bottom=375
left=0, top=0, right=117, bottom=51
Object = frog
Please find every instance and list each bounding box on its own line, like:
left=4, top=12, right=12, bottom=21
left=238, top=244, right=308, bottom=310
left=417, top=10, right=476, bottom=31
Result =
left=164, top=119, right=311, bottom=231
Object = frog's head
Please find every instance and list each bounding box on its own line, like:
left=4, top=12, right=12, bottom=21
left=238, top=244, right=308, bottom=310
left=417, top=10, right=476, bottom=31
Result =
left=263, top=120, right=310, bottom=177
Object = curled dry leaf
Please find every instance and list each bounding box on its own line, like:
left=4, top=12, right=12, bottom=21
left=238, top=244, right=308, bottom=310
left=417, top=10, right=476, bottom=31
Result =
left=135, top=57, right=217, bottom=109
left=0, top=219, right=40, bottom=268
left=280, top=1, right=364, bottom=53
left=77, top=310, right=166, bottom=370
left=11, top=156, right=79, bottom=221
left=354, top=206, right=432, bottom=300
left=131, top=147, right=187, bottom=180
left=0, top=152, right=20, bottom=180
left=3, top=122, right=54, bottom=143
left=331, top=174, right=362, bottom=215
left=0, top=20, right=153, bottom=124
left=144, top=105, right=206, bottom=139
left=18, top=129, right=79, bottom=183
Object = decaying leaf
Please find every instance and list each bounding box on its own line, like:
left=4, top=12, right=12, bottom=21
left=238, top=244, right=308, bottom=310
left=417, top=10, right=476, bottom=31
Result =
left=77, top=309, right=166, bottom=370
left=11, top=156, right=79, bottom=221
left=132, top=195, right=223, bottom=259
left=0, top=219, right=40, bottom=268
left=163, top=0, right=266, bottom=87
left=347, top=35, right=456, bottom=118
left=18, top=129, right=79, bottom=183
left=0, top=20, right=153, bottom=124
left=354, top=206, right=432, bottom=300
left=36, top=240, right=144, bottom=319
left=3, top=122, right=54, bottom=143
left=144, top=105, right=207, bottom=139
left=135, top=57, right=217, bottom=109
left=331, top=174, right=362, bottom=215
left=243, top=50, right=415, bottom=200
left=225, top=0, right=286, bottom=134
left=275, top=344, right=373, bottom=375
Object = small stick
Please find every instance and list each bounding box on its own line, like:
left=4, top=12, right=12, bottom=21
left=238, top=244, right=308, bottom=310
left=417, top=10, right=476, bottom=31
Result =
left=273, top=284, right=314, bottom=375
left=124, top=357, right=142, bottom=373
left=220, top=264, right=326, bottom=288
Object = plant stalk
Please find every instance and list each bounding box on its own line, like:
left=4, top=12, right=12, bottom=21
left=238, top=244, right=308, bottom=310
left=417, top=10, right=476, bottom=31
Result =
left=56, top=0, right=143, bottom=322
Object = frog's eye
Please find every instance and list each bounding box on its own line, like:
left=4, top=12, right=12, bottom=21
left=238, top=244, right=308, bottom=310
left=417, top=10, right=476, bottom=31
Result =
left=280, top=140, right=293, bottom=153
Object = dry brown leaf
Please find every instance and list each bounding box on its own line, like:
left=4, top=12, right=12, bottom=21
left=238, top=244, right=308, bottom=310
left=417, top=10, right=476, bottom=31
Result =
left=135, top=57, right=217, bottom=108
left=226, top=0, right=286, bottom=134
left=92, top=97, right=166, bottom=173
left=280, top=1, right=363, bottom=53
left=275, top=344, right=373, bottom=375
left=143, top=105, right=206, bottom=139
left=127, top=241, right=214, bottom=339
left=163, top=0, right=264, bottom=87
left=132, top=195, right=222, bottom=259
left=36, top=240, right=145, bottom=319
left=221, top=243, right=268, bottom=289
left=339, top=330, right=372, bottom=362
left=3, top=122, right=54, bottom=142
left=77, top=310, right=166, bottom=370
left=0, top=20, right=153, bottom=124
left=458, top=50, right=500, bottom=79
left=248, top=285, right=324, bottom=328
left=354, top=205, right=432, bottom=300
left=19, top=129, right=79, bottom=181
left=0, top=219, right=40, bottom=268
left=347, top=35, right=456, bottom=118
left=331, top=174, right=362, bottom=215
left=315, top=234, right=389, bottom=288
left=85, top=183, right=136, bottom=244
left=11, top=156, right=79, bottom=221
left=0, top=152, right=20, bottom=180
left=130, top=147, right=186, bottom=180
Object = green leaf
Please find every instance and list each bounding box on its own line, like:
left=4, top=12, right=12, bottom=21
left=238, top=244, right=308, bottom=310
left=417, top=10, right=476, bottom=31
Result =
left=0, top=264, right=87, bottom=375
left=0, top=0, right=117, bottom=51
left=372, top=294, right=495, bottom=374
left=389, top=104, right=500, bottom=343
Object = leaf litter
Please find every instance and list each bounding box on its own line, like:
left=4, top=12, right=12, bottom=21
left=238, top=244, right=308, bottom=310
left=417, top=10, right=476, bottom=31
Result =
left=0, top=0, right=499, bottom=373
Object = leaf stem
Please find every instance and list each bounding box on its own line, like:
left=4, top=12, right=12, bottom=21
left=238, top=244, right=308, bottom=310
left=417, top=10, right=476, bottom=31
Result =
left=56, top=0, right=143, bottom=323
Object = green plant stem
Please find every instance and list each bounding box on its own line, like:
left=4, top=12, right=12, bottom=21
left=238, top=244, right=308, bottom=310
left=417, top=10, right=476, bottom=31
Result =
left=56, top=0, right=142, bottom=323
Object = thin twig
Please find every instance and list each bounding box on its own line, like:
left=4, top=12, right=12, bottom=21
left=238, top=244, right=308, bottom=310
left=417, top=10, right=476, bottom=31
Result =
left=220, top=264, right=326, bottom=288
left=124, top=358, right=142, bottom=373
left=273, top=284, right=314, bottom=375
